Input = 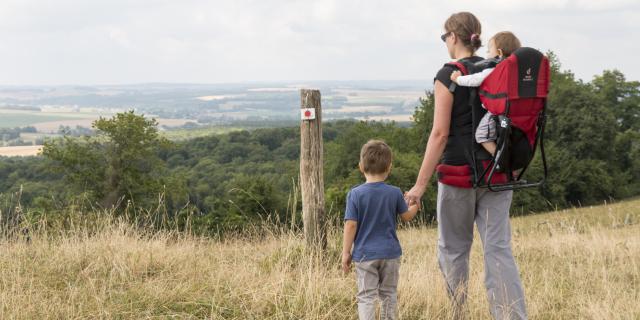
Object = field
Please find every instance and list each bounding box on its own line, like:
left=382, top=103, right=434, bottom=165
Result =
left=0, top=107, right=202, bottom=157
left=0, top=113, right=81, bottom=128
left=0, top=199, right=638, bottom=319
left=0, top=108, right=195, bottom=132
left=0, top=145, right=42, bottom=157
left=160, top=126, right=244, bottom=140
left=0, top=81, right=429, bottom=125
left=31, top=118, right=195, bottom=133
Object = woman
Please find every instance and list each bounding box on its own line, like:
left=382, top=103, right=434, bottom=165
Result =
left=404, top=12, right=527, bottom=320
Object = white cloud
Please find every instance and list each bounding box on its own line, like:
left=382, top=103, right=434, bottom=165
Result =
left=0, top=0, right=637, bottom=85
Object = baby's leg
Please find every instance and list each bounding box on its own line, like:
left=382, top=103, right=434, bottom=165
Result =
left=476, top=112, right=497, bottom=155
left=481, top=141, right=497, bottom=156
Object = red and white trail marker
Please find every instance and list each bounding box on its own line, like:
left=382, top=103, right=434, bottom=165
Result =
left=301, top=108, right=316, bottom=120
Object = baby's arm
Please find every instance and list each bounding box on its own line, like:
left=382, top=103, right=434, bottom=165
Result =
left=451, top=68, right=494, bottom=87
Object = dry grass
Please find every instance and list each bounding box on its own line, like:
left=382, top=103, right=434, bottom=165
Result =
left=1, top=199, right=639, bottom=319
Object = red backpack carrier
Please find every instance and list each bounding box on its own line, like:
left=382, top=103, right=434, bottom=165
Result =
left=438, top=47, right=550, bottom=191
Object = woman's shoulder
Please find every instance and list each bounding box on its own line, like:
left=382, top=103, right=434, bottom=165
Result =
left=434, top=56, right=485, bottom=85
left=434, top=63, right=456, bottom=87
left=436, top=62, right=457, bottom=74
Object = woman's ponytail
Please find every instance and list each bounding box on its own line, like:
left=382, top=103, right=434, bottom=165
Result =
left=470, top=33, right=482, bottom=50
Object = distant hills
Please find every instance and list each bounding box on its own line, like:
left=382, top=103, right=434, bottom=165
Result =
left=0, top=81, right=430, bottom=125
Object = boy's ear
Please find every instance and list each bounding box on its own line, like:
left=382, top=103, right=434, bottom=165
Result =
left=358, top=162, right=364, bottom=173
left=498, top=48, right=504, bottom=58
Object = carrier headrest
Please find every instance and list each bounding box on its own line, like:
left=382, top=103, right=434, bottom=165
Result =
left=513, top=48, right=545, bottom=98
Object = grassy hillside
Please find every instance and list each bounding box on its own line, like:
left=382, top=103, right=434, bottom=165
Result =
left=1, top=198, right=639, bottom=319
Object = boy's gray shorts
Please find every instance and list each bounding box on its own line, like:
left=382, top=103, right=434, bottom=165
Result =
left=354, top=258, right=400, bottom=320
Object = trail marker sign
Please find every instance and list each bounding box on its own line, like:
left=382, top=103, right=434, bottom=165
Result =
left=301, top=108, right=316, bottom=120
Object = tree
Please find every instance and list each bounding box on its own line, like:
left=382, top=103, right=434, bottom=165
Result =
left=592, top=70, right=640, bottom=131
left=43, top=111, right=179, bottom=209
left=411, top=91, right=436, bottom=150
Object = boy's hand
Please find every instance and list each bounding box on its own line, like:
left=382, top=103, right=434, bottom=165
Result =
left=404, top=185, right=425, bottom=208
left=341, top=252, right=352, bottom=274
left=450, top=70, right=461, bottom=83
left=405, top=196, right=421, bottom=210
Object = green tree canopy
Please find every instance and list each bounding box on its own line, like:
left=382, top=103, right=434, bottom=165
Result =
left=43, top=111, right=182, bottom=209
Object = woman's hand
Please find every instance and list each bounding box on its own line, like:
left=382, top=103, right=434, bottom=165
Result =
left=404, top=184, right=426, bottom=208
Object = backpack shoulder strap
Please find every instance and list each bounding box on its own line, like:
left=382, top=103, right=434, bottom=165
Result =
left=445, top=59, right=488, bottom=185
left=444, top=61, right=474, bottom=93
left=445, top=61, right=469, bottom=75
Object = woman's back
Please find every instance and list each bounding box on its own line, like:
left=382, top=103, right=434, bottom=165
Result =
left=434, top=56, right=485, bottom=165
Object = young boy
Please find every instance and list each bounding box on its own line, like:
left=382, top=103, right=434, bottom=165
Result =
left=341, top=139, right=419, bottom=320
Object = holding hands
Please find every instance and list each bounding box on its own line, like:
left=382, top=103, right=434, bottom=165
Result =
left=404, top=184, right=426, bottom=209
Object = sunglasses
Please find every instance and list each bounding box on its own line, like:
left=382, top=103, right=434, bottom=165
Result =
left=440, top=32, right=451, bottom=42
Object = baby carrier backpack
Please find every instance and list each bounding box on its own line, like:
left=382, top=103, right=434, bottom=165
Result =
left=439, top=47, right=550, bottom=191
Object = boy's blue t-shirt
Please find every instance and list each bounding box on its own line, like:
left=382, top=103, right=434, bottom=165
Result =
left=344, top=182, right=408, bottom=262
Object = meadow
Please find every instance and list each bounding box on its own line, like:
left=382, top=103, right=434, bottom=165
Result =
left=0, top=113, right=81, bottom=129
left=0, top=198, right=637, bottom=319
left=160, top=126, right=245, bottom=141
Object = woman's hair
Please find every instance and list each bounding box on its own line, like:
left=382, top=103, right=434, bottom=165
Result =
left=444, top=12, right=482, bottom=53
left=490, top=31, right=522, bottom=57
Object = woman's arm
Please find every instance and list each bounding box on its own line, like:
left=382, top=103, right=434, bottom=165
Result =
left=405, top=80, right=453, bottom=204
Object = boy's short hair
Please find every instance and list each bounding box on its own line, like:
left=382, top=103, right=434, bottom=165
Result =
left=491, top=31, right=521, bottom=57
left=360, top=140, right=392, bottom=174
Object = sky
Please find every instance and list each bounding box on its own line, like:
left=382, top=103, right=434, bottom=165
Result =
left=0, top=0, right=638, bottom=85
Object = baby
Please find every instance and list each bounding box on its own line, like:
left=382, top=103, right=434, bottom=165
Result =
left=450, top=31, right=522, bottom=156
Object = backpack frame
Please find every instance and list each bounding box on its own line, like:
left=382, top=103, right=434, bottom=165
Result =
left=446, top=47, right=549, bottom=192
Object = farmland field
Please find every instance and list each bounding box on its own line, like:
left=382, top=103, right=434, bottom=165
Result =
left=0, top=145, right=42, bottom=157
left=0, top=113, right=81, bottom=128
left=160, top=126, right=244, bottom=140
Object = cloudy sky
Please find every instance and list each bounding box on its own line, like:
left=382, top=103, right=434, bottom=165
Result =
left=0, top=0, right=638, bottom=85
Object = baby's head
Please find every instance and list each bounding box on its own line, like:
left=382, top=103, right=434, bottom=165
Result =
left=488, top=31, right=521, bottom=59
left=359, top=140, right=392, bottom=177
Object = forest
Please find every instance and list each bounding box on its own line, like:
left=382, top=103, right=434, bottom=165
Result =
left=0, top=54, right=638, bottom=234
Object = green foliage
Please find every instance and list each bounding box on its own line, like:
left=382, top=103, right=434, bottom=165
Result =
left=410, top=92, right=436, bottom=149
left=592, top=70, right=640, bottom=131
left=42, top=111, right=181, bottom=209
left=1, top=53, right=640, bottom=232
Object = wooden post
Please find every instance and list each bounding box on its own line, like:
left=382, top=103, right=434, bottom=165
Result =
left=299, top=89, right=326, bottom=249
